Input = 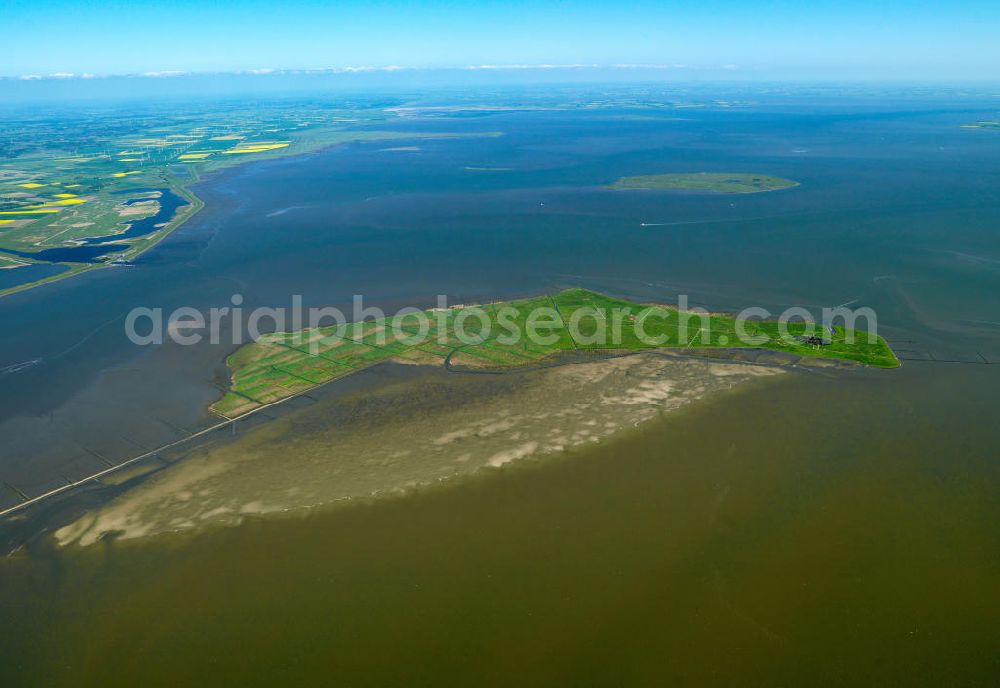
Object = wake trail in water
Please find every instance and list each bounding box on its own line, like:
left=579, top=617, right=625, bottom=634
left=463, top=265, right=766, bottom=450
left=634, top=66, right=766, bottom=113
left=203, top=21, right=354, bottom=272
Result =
left=0, top=359, right=41, bottom=375
left=50, top=313, right=128, bottom=360
left=2, top=312, right=128, bottom=375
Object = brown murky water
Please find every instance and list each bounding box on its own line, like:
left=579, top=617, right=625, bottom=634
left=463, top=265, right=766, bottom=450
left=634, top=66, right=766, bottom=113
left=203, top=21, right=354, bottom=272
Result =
left=1, top=359, right=997, bottom=687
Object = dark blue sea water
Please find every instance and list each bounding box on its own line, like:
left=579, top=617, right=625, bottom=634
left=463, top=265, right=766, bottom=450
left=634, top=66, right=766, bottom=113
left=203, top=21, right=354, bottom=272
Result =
left=0, top=262, right=67, bottom=291
left=0, top=92, right=999, bottom=497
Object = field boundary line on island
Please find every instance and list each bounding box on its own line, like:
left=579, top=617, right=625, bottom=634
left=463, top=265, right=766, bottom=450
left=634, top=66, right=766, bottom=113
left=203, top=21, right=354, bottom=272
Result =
left=212, top=287, right=898, bottom=417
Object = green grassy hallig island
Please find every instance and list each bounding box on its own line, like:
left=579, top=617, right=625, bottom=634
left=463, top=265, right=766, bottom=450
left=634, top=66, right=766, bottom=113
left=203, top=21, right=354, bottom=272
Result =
left=960, top=120, right=1000, bottom=130
left=609, top=172, right=799, bottom=193
left=213, top=288, right=898, bottom=418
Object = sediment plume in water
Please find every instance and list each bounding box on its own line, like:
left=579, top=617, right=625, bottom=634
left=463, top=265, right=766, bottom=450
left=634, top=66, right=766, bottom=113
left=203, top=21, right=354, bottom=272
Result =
left=56, top=354, right=781, bottom=546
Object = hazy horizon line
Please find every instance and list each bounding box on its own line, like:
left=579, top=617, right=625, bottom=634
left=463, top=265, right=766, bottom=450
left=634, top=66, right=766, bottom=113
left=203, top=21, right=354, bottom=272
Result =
left=7, top=64, right=1000, bottom=83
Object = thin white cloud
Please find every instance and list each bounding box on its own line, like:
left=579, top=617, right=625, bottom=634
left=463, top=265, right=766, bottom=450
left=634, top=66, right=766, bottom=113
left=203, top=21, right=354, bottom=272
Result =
left=463, top=63, right=595, bottom=71
left=288, top=66, right=410, bottom=74
left=6, top=63, right=746, bottom=82
left=612, top=64, right=675, bottom=70
left=334, top=65, right=407, bottom=73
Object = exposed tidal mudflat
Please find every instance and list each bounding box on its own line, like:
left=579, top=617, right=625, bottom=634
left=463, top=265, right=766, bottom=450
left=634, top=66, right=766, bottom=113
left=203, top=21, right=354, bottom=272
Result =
left=56, top=353, right=781, bottom=546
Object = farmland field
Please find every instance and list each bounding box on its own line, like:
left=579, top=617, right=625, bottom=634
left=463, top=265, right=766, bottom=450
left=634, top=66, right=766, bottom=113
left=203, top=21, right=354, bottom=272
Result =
left=213, top=288, right=898, bottom=417
left=0, top=103, right=499, bottom=295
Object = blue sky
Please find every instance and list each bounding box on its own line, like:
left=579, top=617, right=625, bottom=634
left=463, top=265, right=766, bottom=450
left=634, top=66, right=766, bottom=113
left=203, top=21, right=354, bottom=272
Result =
left=4, top=0, right=1000, bottom=80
